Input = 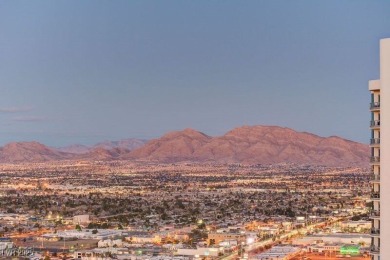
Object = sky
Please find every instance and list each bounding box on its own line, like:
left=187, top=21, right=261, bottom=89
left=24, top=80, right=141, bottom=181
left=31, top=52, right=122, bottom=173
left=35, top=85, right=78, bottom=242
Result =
left=1, top=0, right=390, bottom=146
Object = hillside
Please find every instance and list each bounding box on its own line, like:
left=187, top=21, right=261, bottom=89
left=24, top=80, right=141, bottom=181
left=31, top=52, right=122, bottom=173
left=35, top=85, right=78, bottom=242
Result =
left=127, top=126, right=369, bottom=166
left=0, top=126, right=369, bottom=166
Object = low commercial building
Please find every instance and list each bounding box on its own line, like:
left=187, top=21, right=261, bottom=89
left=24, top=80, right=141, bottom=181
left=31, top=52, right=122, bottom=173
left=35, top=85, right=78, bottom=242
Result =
left=127, top=234, right=159, bottom=244
left=40, top=229, right=123, bottom=241
left=294, top=233, right=370, bottom=246
left=254, top=246, right=301, bottom=260
left=308, top=243, right=361, bottom=256
left=340, top=221, right=371, bottom=232
left=74, top=247, right=130, bottom=259
left=98, top=239, right=124, bottom=248
left=307, top=243, right=341, bottom=253
left=219, top=240, right=238, bottom=248
left=73, top=215, right=90, bottom=225
left=0, top=238, right=13, bottom=250
left=0, top=214, right=29, bottom=225
left=176, top=247, right=224, bottom=258
left=207, top=232, right=245, bottom=245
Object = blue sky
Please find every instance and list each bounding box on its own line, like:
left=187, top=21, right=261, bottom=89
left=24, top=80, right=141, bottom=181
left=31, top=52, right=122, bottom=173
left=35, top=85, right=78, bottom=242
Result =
left=0, top=1, right=389, bottom=146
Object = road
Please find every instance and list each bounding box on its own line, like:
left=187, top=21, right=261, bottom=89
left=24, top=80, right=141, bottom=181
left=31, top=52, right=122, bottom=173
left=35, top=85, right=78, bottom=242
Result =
left=221, top=217, right=346, bottom=260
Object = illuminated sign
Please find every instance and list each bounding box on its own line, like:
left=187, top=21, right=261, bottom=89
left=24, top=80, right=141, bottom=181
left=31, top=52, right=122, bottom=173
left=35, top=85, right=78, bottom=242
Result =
left=340, top=245, right=359, bottom=255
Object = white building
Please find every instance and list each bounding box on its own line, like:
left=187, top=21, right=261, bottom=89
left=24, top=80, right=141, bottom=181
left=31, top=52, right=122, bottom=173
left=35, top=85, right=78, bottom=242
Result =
left=340, top=221, right=371, bottom=232
left=294, top=233, right=370, bottom=246
left=0, top=241, right=13, bottom=250
left=41, top=229, right=123, bottom=241
left=73, top=215, right=90, bottom=225
left=0, top=214, right=29, bottom=225
left=307, top=243, right=341, bottom=254
left=368, top=38, right=390, bottom=260
left=74, top=247, right=129, bottom=259
left=176, top=247, right=224, bottom=257
left=219, top=240, right=238, bottom=248
left=127, top=234, right=156, bottom=244
left=98, top=239, right=124, bottom=248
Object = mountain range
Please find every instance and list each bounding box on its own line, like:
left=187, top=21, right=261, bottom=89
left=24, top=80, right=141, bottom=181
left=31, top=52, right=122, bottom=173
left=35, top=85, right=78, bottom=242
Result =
left=0, top=126, right=369, bottom=166
left=56, top=138, right=147, bottom=154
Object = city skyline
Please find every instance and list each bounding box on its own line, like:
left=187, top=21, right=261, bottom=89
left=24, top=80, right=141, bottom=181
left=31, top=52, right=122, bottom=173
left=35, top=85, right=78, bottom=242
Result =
left=1, top=1, right=390, bottom=146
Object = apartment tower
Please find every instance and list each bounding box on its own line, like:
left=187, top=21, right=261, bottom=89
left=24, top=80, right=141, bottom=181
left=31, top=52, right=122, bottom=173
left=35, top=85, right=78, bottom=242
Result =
left=369, top=38, right=390, bottom=260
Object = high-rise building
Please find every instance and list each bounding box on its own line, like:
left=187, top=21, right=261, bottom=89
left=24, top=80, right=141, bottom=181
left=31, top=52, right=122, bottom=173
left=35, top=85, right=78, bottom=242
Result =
left=369, top=38, right=390, bottom=260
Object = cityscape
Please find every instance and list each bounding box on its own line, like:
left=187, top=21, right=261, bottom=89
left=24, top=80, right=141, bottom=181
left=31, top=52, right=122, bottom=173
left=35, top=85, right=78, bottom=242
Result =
left=0, top=161, right=371, bottom=259
left=1, top=1, right=389, bottom=260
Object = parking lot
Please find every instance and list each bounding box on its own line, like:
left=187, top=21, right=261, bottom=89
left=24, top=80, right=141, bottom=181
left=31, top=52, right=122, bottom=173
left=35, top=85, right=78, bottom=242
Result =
left=291, top=252, right=369, bottom=260
left=13, top=238, right=99, bottom=252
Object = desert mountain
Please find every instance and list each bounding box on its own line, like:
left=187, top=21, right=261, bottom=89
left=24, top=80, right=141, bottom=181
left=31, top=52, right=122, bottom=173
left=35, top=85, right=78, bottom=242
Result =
left=0, top=142, right=75, bottom=163
left=79, top=147, right=130, bottom=161
left=128, top=128, right=211, bottom=161
left=94, top=139, right=146, bottom=150
left=56, top=138, right=146, bottom=154
left=127, top=126, right=369, bottom=166
left=0, top=126, right=369, bottom=166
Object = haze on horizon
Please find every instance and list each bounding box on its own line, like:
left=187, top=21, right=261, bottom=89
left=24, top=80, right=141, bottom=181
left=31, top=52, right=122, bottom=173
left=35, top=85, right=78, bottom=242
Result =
left=1, top=0, right=390, bottom=146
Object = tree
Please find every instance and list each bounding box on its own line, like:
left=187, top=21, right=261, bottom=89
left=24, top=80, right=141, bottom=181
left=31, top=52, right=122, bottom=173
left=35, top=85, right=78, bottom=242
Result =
left=161, top=212, right=168, bottom=220
left=101, top=222, right=109, bottom=229
left=351, top=215, right=361, bottom=221
left=197, top=222, right=206, bottom=230
left=75, top=224, right=82, bottom=231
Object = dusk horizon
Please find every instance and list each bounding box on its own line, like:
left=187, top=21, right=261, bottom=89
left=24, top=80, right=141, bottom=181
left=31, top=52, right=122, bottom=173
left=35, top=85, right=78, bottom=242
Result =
left=0, top=124, right=371, bottom=148
left=2, top=1, right=390, bottom=146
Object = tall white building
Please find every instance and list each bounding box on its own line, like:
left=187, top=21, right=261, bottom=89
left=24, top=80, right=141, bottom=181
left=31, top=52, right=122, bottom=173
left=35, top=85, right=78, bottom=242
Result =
left=369, top=38, right=390, bottom=260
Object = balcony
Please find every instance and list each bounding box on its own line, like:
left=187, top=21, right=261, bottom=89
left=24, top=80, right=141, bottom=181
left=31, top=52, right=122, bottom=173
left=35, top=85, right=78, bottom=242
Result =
left=371, top=174, right=380, bottom=182
left=370, top=138, right=380, bottom=145
left=370, top=120, right=381, bottom=128
left=371, top=228, right=380, bottom=236
left=370, top=210, right=380, bottom=218
left=370, top=102, right=380, bottom=110
left=371, top=192, right=380, bottom=200
left=370, top=156, right=380, bottom=163
left=371, top=245, right=380, bottom=254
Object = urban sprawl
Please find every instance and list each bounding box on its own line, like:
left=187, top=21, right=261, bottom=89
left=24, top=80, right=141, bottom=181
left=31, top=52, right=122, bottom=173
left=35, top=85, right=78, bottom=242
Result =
left=0, top=162, right=371, bottom=260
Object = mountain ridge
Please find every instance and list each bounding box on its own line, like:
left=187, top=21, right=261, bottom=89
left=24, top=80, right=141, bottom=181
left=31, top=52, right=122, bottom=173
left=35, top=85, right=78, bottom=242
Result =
left=56, top=138, right=147, bottom=154
left=0, top=126, right=369, bottom=166
left=127, top=125, right=369, bottom=166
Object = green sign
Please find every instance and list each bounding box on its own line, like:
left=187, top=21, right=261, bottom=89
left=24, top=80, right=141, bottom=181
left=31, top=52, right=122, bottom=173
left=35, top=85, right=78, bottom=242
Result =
left=340, top=245, right=359, bottom=255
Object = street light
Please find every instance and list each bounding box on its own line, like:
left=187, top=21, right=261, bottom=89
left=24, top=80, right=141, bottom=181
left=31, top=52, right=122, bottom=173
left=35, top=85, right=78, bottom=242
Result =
left=246, top=237, right=254, bottom=245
